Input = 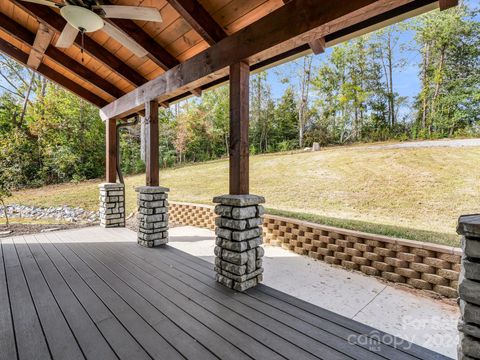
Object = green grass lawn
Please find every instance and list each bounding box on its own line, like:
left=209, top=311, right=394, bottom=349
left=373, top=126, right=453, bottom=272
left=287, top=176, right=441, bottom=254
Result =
left=8, top=143, right=480, bottom=246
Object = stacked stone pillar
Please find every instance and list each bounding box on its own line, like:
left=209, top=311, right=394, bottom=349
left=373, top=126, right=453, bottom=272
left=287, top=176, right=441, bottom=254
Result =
left=136, top=186, right=169, bottom=247
left=99, top=183, right=125, bottom=227
left=213, top=195, right=265, bottom=291
left=457, top=214, right=480, bottom=360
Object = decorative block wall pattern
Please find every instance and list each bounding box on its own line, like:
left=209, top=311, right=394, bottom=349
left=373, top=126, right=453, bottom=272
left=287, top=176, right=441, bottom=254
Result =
left=168, top=201, right=462, bottom=298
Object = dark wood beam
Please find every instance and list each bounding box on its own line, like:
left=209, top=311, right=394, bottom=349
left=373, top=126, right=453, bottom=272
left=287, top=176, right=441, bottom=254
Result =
left=27, top=23, right=53, bottom=69
left=101, top=0, right=179, bottom=70
left=0, top=37, right=107, bottom=107
left=282, top=0, right=324, bottom=54
left=166, top=0, right=227, bottom=45
left=101, top=0, right=381, bottom=120
left=439, top=0, right=458, bottom=10
left=0, top=12, right=125, bottom=99
left=106, top=119, right=117, bottom=183
left=12, top=1, right=147, bottom=87
left=229, top=62, right=249, bottom=195
left=145, top=100, right=159, bottom=186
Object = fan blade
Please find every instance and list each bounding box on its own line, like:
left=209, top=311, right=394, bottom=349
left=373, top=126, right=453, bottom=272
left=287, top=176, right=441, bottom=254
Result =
left=99, top=5, right=162, bottom=22
left=20, top=0, right=62, bottom=7
left=102, top=22, right=148, bottom=58
left=55, top=23, right=79, bottom=48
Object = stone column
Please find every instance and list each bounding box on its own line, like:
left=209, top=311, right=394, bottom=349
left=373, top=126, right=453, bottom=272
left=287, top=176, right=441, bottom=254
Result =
left=136, top=186, right=169, bottom=247
left=213, top=194, right=265, bottom=291
left=457, top=214, right=480, bottom=360
left=99, top=183, right=125, bottom=228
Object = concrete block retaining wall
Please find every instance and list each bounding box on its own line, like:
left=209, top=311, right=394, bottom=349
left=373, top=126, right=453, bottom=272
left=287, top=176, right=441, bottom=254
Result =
left=168, top=201, right=462, bottom=298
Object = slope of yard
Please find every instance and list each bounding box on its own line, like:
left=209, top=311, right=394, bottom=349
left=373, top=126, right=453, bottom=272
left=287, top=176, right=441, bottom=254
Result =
left=7, top=143, right=480, bottom=246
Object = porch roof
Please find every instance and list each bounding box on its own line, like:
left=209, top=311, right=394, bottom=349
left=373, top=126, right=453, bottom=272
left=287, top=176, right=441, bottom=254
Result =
left=0, top=0, right=451, bottom=111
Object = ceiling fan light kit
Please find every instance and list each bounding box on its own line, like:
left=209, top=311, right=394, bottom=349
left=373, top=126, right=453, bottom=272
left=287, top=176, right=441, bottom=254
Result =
left=20, top=0, right=163, bottom=59
left=60, top=5, right=104, bottom=33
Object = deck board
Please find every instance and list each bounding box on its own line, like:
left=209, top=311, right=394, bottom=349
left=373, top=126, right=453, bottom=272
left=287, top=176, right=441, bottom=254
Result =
left=0, top=238, right=17, bottom=360
left=0, top=227, right=452, bottom=360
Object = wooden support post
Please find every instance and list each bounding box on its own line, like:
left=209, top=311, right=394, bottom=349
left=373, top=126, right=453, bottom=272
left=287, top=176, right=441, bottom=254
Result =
left=229, top=62, right=250, bottom=195
left=145, top=100, right=159, bottom=186
left=106, top=118, right=117, bottom=183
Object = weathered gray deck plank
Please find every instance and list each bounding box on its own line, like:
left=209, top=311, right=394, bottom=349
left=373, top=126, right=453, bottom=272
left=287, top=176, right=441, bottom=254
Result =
left=100, top=240, right=378, bottom=360
left=45, top=234, right=183, bottom=360
left=145, top=245, right=399, bottom=360
left=13, top=235, right=84, bottom=360
left=58, top=228, right=250, bottom=360
left=0, top=238, right=17, bottom=360
left=163, top=242, right=451, bottom=360
left=1, top=238, right=51, bottom=360
left=94, top=243, right=327, bottom=360
left=62, top=241, right=218, bottom=360
left=70, top=233, right=285, bottom=360
left=1, top=227, right=452, bottom=360
left=36, top=235, right=150, bottom=360
left=28, top=234, right=119, bottom=360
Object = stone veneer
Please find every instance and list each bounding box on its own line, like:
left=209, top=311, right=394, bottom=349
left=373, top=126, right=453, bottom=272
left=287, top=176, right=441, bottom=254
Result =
left=136, top=186, right=169, bottom=247
left=99, top=183, right=125, bottom=228
left=168, top=201, right=462, bottom=298
left=457, top=214, right=480, bottom=360
left=213, top=195, right=265, bottom=291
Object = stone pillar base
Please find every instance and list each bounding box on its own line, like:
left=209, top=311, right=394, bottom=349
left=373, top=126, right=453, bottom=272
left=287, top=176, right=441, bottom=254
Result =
left=213, top=194, right=265, bottom=292
left=457, top=214, right=480, bottom=360
left=136, top=186, right=169, bottom=247
left=99, top=183, right=125, bottom=228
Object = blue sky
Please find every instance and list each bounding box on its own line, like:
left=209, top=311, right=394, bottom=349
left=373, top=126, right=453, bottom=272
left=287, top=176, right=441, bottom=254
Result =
left=264, top=0, right=478, bottom=115
left=266, top=30, right=422, bottom=100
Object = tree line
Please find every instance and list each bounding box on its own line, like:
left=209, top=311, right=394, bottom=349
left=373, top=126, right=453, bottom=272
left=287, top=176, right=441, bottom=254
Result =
left=0, top=4, right=478, bottom=191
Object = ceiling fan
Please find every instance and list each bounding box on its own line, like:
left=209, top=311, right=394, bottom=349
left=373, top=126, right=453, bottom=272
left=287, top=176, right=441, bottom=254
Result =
left=19, top=0, right=163, bottom=58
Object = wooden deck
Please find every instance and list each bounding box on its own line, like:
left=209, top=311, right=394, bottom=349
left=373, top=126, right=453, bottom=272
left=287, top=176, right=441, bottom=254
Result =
left=0, top=227, right=451, bottom=360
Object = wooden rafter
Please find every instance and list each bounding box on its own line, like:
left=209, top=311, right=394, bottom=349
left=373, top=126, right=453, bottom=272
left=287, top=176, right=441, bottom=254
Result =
left=166, top=0, right=227, bottom=45
left=114, top=0, right=441, bottom=108
left=0, top=12, right=125, bottom=99
left=101, top=0, right=387, bottom=120
left=27, top=23, right=53, bottom=69
left=0, top=37, right=107, bottom=107
left=12, top=1, right=147, bottom=87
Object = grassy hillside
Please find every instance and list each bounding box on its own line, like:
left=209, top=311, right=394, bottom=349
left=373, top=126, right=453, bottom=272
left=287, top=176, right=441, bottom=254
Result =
left=7, top=144, right=480, bottom=246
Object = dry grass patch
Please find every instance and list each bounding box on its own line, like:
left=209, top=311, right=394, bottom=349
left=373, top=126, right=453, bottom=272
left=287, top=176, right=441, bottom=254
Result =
left=9, top=144, right=480, bottom=246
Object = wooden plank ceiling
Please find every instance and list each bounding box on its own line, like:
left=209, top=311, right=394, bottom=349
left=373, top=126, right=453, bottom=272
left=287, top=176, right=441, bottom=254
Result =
left=0, top=0, right=285, bottom=107
left=0, top=0, right=448, bottom=110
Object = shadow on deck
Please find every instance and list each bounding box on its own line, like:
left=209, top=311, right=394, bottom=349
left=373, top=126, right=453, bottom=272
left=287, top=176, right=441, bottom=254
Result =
left=0, top=227, right=451, bottom=360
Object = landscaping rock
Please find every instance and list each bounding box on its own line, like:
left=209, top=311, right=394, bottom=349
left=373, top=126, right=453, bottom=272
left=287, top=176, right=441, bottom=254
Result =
left=1, top=204, right=100, bottom=223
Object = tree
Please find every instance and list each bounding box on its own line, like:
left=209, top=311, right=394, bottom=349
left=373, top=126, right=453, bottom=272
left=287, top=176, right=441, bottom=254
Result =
left=411, top=5, right=480, bottom=137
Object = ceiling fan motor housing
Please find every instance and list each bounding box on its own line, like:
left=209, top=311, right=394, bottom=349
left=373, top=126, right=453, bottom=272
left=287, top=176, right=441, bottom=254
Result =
left=60, top=5, right=104, bottom=33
